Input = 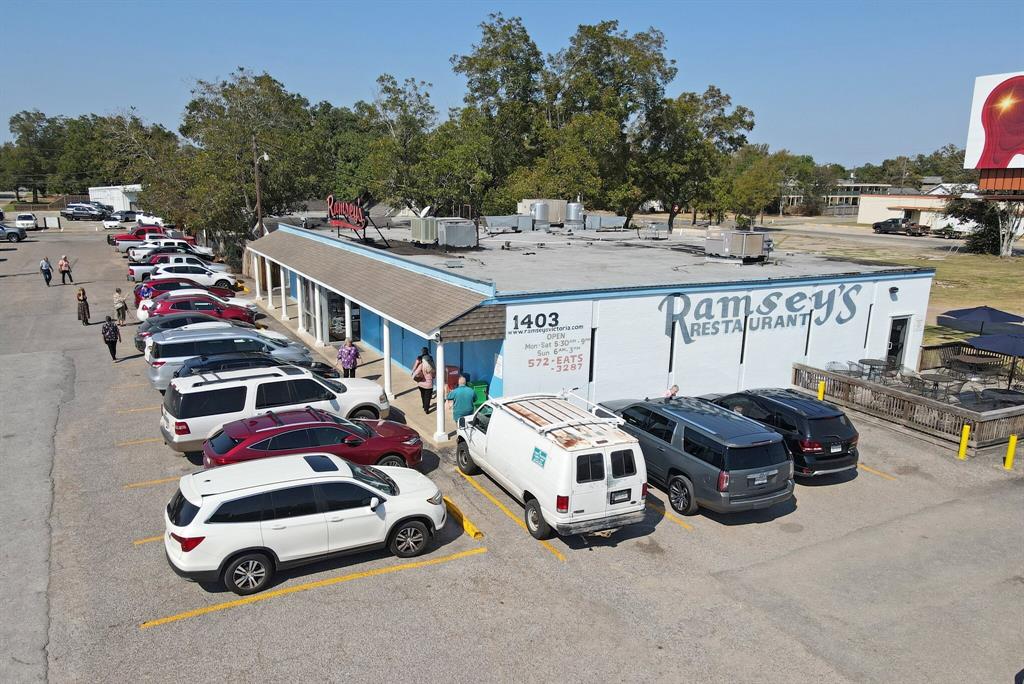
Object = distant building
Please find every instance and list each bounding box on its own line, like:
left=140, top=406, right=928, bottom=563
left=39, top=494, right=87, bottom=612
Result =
left=88, top=184, right=141, bottom=212
left=856, top=183, right=979, bottom=232
left=823, top=180, right=892, bottom=215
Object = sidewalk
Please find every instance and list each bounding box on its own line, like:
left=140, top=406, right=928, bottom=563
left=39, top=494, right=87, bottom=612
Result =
left=251, top=295, right=456, bottom=449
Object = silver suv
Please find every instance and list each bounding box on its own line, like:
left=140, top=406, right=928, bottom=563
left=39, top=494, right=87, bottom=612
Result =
left=600, top=397, right=794, bottom=516
left=146, top=328, right=312, bottom=391
left=0, top=225, right=27, bottom=242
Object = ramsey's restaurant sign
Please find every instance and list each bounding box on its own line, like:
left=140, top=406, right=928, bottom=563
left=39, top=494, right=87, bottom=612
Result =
left=659, top=284, right=863, bottom=344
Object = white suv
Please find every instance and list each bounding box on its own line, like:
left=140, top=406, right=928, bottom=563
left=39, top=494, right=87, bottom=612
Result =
left=150, top=264, right=238, bottom=290
left=164, top=453, right=446, bottom=594
left=160, top=366, right=390, bottom=453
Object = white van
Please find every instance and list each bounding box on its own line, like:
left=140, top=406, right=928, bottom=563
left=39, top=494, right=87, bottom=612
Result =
left=455, top=394, right=648, bottom=539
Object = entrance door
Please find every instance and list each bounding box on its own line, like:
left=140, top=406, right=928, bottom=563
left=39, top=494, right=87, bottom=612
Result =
left=887, top=317, right=910, bottom=368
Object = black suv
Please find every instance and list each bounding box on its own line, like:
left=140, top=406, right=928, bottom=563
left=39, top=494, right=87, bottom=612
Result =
left=173, top=351, right=340, bottom=379
left=60, top=205, right=108, bottom=221
left=713, top=389, right=859, bottom=478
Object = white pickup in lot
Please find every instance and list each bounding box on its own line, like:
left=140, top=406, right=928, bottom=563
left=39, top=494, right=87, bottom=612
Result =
left=126, top=239, right=214, bottom=260
left=128, top=254, right=230, bottom=282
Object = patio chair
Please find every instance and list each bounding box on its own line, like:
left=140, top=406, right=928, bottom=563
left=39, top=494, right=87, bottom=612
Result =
left=976, top=366, right=1005, bottom=386
left=825, top=361, right=849, bottom=375
left=942, top=380, right=967, bottom=402
left=847, top=361, right=868, bottom=379
left=902, top=375, right=928, bottom=395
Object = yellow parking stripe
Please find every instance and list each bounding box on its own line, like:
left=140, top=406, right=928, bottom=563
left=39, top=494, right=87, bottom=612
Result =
left=858, top=463, right=897, bottom=481
left=116, top=437, right=163, bottom=447
left=133, top=535, right=164, bottom=546
left=456, top=470, right=566, bottom=561
left=140, top=546, right=488, bottom=629
left=122, top=476, right=180, bottom=490
left=645, top=501, right=694, bottom=531
left=116, top=405, right=161, bottom=414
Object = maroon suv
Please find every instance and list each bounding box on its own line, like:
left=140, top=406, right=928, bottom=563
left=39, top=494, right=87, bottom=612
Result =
left=202, top=407, right=423, bottom=469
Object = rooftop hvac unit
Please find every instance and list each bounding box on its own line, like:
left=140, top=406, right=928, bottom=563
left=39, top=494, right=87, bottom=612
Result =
left=437, top=218, right=476, bottom=248
left=704, top=229, right=766, bottom=260
left=566, top=202, right=584, bottom=222
left=410, top=217, right=438, bottom=244
left=517, top=198, right=568, bottom=224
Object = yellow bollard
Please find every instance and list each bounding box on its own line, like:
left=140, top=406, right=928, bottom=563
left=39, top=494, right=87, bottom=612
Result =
left=957, top=424, right=971, bottom=460
left=1005, top=435, right=1018, bottom=471
left=817, top=380, right=826, bottom=401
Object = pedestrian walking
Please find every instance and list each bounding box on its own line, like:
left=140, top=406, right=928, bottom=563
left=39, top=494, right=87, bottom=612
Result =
left=446, top=375, right=477, bottom=425
left=113, top=287, right=129, bottom=326
left=57, top=255, right=74, bottom=284
left=39, top=257, right=53, bottom=287
left=101, top=316, right=121, bottom=362
left=336, top=338, right=360, bottom=378
left=76, top=287, right=91, bottom=326
left=411, top=353, right=436, bottom=414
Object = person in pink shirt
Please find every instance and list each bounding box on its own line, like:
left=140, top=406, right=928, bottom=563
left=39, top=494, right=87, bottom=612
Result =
left=411, top=349, right=436, bottom=414
left=336, top=338, right=360, bottom=378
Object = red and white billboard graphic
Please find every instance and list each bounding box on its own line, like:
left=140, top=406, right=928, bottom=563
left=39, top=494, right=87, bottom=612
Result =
left=964, top=71, right=1024, bottom=169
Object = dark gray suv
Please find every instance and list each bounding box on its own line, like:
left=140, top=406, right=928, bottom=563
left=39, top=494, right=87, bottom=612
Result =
left=601, top=397, right=794, bottom=515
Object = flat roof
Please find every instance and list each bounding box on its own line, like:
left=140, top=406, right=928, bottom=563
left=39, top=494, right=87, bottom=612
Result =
left=341, top=225, right=928, bottom=295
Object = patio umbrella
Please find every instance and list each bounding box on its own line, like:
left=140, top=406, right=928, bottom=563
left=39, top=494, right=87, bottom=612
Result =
left=966, top=333, right=1024, bottom=388
left=941, top=305, right=1024, bottom=335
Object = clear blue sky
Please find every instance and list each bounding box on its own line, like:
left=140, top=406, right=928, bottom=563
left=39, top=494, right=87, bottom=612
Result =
left=3, top=0, right=1021, bottom=167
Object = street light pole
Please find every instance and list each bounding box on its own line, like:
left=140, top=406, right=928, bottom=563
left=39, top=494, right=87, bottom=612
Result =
left=252, top=133, right=264, bottom=235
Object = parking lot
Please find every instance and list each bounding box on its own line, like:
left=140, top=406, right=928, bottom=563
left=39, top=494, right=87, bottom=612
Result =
left=1, top=228, right=1022, bottom=683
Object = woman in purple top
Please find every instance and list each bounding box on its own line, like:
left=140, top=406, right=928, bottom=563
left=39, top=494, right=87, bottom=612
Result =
left=336, top=338, right=360, bottom=378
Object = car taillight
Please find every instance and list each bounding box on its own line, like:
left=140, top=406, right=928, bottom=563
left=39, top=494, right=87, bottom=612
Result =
left=556, top=495, right=569, bottom=513
left=151, top=360, right=165, bottom=367
left=642, top=482, right=649, bottom=498
left=798, top=439, right=824, bottom=453
left=174, top=421, right=190, bottom=435
left=128, top=267, right=135, bottom=275
left=717, top=470, right=730, bottom=492
left=849, top=435, right=859, bottom=446
left=170, top=533, right=204, bottom=552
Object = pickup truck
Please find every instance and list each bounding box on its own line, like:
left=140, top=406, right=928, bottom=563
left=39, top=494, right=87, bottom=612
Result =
left=872, top=218, right=929, bottom=236
left=115, top=230, right=198, bottom=253
left=127, top=253, right=230, bottom=282
left=126, top=238, right=213, bottom=261
left=108, top=225, right=166, bottom=247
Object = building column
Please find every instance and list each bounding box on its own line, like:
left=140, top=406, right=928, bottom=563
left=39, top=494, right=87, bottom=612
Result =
left=252, top=253, right=262, bottom=300
left=344, top=298, right=353, bottom=340
left=320, top=289, right=330, bottom=344
left=313, top=284, right=324, bottom=346
left=434, top=341, right=447, bottom=441
left=295, top=275, right=305, bottom=334
left=382, top=321, right=393, bottom=400
left=264, top=258, right=274, bottom=311
left=280, top=267, right=290, bottom=321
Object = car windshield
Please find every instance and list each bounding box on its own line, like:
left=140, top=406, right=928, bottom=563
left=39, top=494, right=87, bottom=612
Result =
left=329, top=414, right=372, bottom=439
left=725, top=441, right=789, bottom=471
left=18, top=214, right=33, bottom=220
left=318, top=377, right=346, bottom=393
left=350, top=464, right=397, bottom=495
left=807, top=415, right=855, bottom=439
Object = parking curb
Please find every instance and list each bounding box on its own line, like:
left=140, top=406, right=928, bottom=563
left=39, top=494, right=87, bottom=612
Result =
left=443, top=496, right=484, bottom=540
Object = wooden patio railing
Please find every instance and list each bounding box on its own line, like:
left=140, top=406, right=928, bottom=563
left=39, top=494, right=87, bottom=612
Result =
left=792, top=364, right=1024, bottom=456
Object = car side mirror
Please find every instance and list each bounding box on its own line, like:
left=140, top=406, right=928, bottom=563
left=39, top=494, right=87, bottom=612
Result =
left=343, top=434, right=364, bottom=447
left=368, top=497, right=380, bottom=511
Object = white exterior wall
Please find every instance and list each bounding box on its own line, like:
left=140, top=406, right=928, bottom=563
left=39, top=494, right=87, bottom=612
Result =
left=88, top=184, right=142, bottom=212
left=498, top=274, right=933, bottom=402
left=856, top=194, right=949, bottom=226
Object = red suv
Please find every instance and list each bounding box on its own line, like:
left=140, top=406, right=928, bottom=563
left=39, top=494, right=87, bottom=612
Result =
left=133, top=278, right=234, bottom=306
left=202, top=408, right=423, bottom=468
left=147, top=293, right=256, bottom=323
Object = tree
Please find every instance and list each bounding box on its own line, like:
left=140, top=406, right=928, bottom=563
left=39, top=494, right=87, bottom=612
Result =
left=415, top=106, right=493, bottom=214
left=7, top=111, right=66, bottom=202
left=946, top=195, right=1024, bottom=258
left=717, top=147, right=783, bottom=227
left=644, top=86, right=753, bottom=228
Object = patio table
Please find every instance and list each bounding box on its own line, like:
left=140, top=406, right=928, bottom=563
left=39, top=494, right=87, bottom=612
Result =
left=920, top=372, right=957, bottom=399
left=980, top=389, right=1024, bottom=407
left=858, top=358, right=887, bottom=381
left=951, top=354, right=1002, bottom=369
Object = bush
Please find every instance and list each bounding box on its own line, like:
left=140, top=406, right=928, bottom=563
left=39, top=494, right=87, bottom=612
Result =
left=964, top=223, right=1001, bottom=255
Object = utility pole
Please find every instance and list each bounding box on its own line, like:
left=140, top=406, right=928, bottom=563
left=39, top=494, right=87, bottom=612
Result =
left=252, top=133, right=264, bottom=236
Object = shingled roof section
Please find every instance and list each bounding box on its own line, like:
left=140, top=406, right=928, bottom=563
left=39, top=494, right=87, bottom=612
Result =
left=248, top=230, right=488, bottom=336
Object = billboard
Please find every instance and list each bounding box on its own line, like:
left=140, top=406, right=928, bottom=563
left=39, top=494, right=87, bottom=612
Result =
left=964, top=71, right=1024, bottom=169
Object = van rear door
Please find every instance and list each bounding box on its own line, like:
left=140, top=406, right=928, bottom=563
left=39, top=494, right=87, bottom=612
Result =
left=571, top=451, right=609, bottom=522
left=606, top=446, right=646, bottom=516
left=725, top=440, right=791, bottom=498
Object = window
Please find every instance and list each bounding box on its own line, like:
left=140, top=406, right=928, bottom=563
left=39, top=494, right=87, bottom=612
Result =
left=249, top=438, right=272, bottom=451
left=192, top=301, right=216, bottom=312
left=351, top=464, right=397, bottom=495
left=311, top=426, right=346, bottom=446
left=774, top=412, right=800, bottom=433
left=178, top=387, right=246, bottom=418
left=188, top=266, right=208, bottom=275
left=645, top=412, right=676, bottom=443
left=155, top=341, right=197, bottom=359
left=170, top=301, right=192, bottom=311
left=268, top=429, right=313, bottom=451
left=721, top=396, right=770, bottom=422
left=725, top=442, right=789, bottom=470
left=291, top=379, right=335, bottom=403
left=267, top=486, right=319, bottom=519
left=167, top=489, right=200, bottom=526
left=317, top=482, right=375, bottom=511
left=256, top=380, right=294, bottom=409
left=576, top=453, right=605, bottom=483
left=620, top=406, right=653, bottom=430
left=610, top=449, right=637, bottom=478
left=473, top=405, right=494, bottom=433
left=683, top=429, right=726, bottom=469
left=208, top=430, right=240, bottom=455
left=207, top=493, right=267, bottom=523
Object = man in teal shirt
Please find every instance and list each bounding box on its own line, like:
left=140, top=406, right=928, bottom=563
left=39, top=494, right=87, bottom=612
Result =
left=446, top=376, right=477, bottom=424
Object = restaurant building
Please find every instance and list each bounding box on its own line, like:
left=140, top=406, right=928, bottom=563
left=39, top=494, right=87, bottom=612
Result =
left=246, top=224, right=934, bottom=440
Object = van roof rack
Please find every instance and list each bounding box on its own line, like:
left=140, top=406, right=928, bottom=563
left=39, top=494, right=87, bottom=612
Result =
left=497, top=394, right=632, bottom=451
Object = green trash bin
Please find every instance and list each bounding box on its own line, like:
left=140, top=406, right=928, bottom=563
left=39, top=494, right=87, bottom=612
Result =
left=469, top=381, right=489, bottom=409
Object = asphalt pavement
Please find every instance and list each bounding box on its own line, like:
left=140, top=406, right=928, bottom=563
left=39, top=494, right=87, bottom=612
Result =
left=0, top=228, right=1021, bottom=683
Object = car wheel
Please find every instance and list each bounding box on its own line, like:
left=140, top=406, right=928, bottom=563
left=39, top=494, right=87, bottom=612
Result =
left=6, top=234, right=17, bottom=242
left=456, top=440, right=480, bottom=475
left=667, top=474, right=699, bottom=515
left=376, top=454, right=406, bottom=468
left=525, top=498, right=552, bottom=540
left=349, top=407, right=378, bottom=420
left=214, top=279, right=231, bottom=289
left=223, top=552, right=273, bottom=595
left=389, top=520, right=429, bottom=558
